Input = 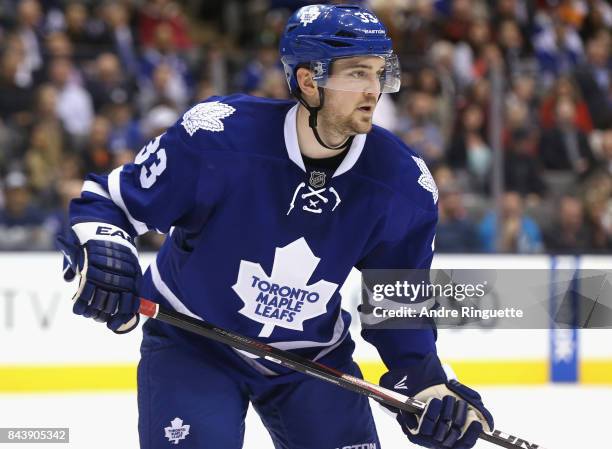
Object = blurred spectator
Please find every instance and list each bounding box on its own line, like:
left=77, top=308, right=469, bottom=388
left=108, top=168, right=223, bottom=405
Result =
left=140, top=23, right=191, bottom=103
left=583, top=184, right=612, bottom=252
left=504, top=99, right=534, bottom=149
left=139, top=22, right=191, bottom=111
left=191, top=78, right=216, bottom=105
left=573, top=31, right=612, bottom=129
left=15, top=0, right=44, bottom=85
left=490, top=0, right=534, bottom=31
left=453, top=18, right=491, bottom=88
left=507, top=73, right=538, bottom=125
left=102, top=1, right=139, bottom=76
left=45, top=31, right=74, bottom=59
left=414, top=67, right=454, bottom=143
left=0, top=171, right=52, bottom=250
left=579, top=0, right=612, bottom=42
left=543, top=195, right=590, bottom=253
left=82, top=115, right=112, bottom=174
left=388, top=0, right=439, bottom=57
left=540, top=95, right=595, bottom=176
left=48, top=56, right=94, bottom=142
left=594, top=128, right=612, bottom=176
left=447, top=103, right=492, bottom=187
left=436, top=181, right=481, bottom=252
left=24, top=120, right=64, bottom=201
left=63, top=1, right=113, bottom=63
left=58, top=152, right=84, bottom=183
left=107, top=102, right=143, bottom=153
left=397, top=90, right=444, bottom=165
left=112, top=148, right=137, bottom=168
left=440, top=0, right=478, bottom=44
left=34, top=82, right=60, bottom=122
left=479, top=191, right=543, bottom=253
left=372, top=93, right=399, bottom=133
left=236, top=43, right=280, bottom=94
left=250, top=67, right=289, bottom=100
left=141, top=104, right=179, bottom=140
left=427, top=41, right=458, bottom=145
left=138, top=0, right=193, bottom=51
left=504, top=128, right=546, bottom=198
left=556, top=0, right=588, bottom=30
left=497, top=18, right=534, bottom=77
left=539, top=74, right=593, bottom=133
left=44, top=177, right=82, bottom=247
left=0, top=42, right=35, bottom=127
left=533, top=14, right=584, bottom=87
left=86, top=52, right=136, bottom=112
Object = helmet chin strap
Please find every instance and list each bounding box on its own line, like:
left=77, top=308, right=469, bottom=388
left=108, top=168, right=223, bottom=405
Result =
left=295, top=87, right=354, bottom=151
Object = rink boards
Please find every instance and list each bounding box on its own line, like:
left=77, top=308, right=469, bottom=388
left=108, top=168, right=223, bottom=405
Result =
left=0, top=253, right=611, bottom=392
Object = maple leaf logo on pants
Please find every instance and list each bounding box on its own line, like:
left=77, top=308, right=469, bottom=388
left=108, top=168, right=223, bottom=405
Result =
left=232, top=238, right=338, bottom=337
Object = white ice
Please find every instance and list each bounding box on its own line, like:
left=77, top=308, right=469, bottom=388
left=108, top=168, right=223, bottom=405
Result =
left=1, top=385, right=609, bottom=448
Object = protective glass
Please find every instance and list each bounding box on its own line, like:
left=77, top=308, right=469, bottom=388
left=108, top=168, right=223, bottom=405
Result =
left=312, top=54, right=401, bottom=94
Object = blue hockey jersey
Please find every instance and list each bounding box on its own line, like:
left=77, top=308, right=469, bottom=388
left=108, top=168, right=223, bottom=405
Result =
left=70, top=94, right=439, bottom=376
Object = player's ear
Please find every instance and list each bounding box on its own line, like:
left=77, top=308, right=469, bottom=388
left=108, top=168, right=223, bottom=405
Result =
left=296, top=67, right=318, bottom=98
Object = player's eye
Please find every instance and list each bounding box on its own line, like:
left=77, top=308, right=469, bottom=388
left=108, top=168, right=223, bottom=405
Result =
left=349, top=70, right=367, bottom=79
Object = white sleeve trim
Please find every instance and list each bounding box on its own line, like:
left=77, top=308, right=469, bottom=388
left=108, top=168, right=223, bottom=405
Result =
left=108, top=166, right=149, bottom=235
left=150, top=259, right=201, bottom=320
left=72, top=222, right=138, bottom=257
left=442, top=362, right=457, bottom=381
left=81, top=180, right=111, bottom=199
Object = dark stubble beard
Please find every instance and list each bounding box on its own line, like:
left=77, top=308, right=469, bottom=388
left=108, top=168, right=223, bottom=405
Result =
left=318, top=108, right=373, bottom=146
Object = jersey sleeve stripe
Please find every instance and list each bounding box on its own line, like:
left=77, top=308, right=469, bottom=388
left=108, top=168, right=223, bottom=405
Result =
left=108, top=166, right=150, bottom=236
left=150, top=258, right=201, bottom=320
left=81, top=180, right=111, bottom=200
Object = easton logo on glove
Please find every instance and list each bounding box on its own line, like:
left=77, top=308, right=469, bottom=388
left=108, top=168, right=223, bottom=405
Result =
left=95, top=225, right=133, bottom=244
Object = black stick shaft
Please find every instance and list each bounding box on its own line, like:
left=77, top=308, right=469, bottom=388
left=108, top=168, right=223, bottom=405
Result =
left=138, top=298, right=547, bottom=449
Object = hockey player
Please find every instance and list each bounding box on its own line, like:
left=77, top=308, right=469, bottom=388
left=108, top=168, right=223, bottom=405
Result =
left=59, top=4, right=494, bottom=449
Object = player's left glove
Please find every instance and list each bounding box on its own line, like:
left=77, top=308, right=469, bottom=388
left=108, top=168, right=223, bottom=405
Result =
left=379, top=353, right=493, bottom=449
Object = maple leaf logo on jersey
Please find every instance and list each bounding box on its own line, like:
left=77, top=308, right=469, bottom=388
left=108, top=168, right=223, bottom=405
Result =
left=232, top=238, right=338, bottom=338
left=412, top=156, right=438, bottom=203
left=181, top=101, right=236, bottom=136
left=164, top=417, right=190, bottom=445
left=299, top=6, right=321, bottom=26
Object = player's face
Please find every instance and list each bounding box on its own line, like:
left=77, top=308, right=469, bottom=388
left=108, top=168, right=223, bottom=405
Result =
left=319, top=56, right=385, bottom=136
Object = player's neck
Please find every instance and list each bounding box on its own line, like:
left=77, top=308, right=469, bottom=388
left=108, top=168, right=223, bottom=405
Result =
left=296, top=105, right=350, bottom=159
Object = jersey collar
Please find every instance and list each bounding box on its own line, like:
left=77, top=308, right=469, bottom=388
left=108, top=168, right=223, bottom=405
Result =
left=284, top=103, right=366, bottom=178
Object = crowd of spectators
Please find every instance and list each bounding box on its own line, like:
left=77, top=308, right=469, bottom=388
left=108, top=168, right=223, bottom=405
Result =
left=0, top=0, right=610, bottom=254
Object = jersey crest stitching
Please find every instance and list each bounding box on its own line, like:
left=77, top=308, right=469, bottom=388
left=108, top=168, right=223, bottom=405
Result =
left=412, top=156, right=438, bottom=203
left=181, top=101, right=236, bottom=136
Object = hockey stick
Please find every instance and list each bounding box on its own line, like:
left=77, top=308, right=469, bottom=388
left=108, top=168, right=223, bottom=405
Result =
left=138, top=297, right=547, bottom=449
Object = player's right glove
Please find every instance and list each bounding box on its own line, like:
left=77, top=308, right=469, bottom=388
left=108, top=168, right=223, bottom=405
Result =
left=379, top=353, right=494, bottom=449
left=58, top=225, right=142, bottom=333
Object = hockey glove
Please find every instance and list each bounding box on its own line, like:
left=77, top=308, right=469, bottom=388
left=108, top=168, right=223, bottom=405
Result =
left=58, top=226, right=141, bottom=333
left=379, top=353, right=493, bottom=449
